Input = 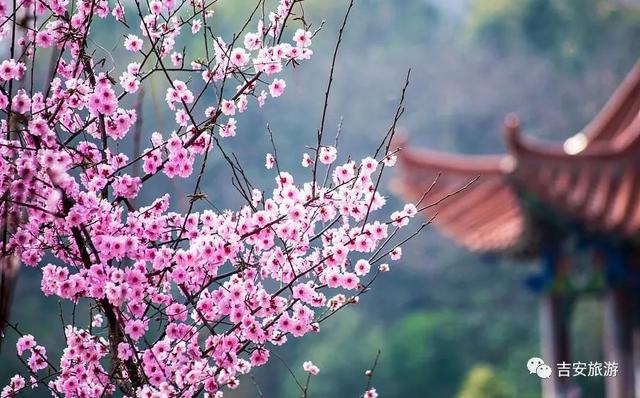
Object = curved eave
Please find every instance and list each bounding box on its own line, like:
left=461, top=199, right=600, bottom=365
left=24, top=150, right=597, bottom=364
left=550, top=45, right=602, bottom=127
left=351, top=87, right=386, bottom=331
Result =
left=505, top=115, right=640, bottom=238
left=393, top=147, right=527, bottom=254
left=511, top=61, right=640, bottom=155
left=580, top=61, right=640, bottom=146
left=396, top=146, right=507, bottom=175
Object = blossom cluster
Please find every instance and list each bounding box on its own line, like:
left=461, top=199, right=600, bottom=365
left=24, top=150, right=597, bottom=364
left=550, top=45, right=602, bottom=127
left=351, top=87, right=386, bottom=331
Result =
left=0, top=0, right=414, bottom=396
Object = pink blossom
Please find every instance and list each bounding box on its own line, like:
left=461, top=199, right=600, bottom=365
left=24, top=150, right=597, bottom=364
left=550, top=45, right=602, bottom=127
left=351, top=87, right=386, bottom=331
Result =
left=303, top=361, right=319, bottom=375
left=11, top=89, right=31, bottom=113
left=0, top=91, right=7, bottom=110
left=390, top=246, right=402, bottom=260
left=16, top=335, right=36, bottom=356
left=319, top=146, right=337, bottom=164
left=265, top=153, right=275, bottom=169
left=230, top=48, right=249, bottom=67
left=124, top=34, right=143, bottom=51
left=361, top=156, right=379, bottom=174
left=192, top=19, right=202, bottom=34
left=250, top=348, right=270, bottom=367
left=382, top=153, right=397, bottom=166
left=354, top=259, right=371, bottom=276
left=124, top=319, right=147, bottom=340
left=219, top=118, right=237, bottom=137
left=301, top=153, right=312, bottom=167
left=221, top=99, right=236, bottom=116
left=244, top=32, right=262, bottom=50
left=364, top=388, right=379, bottom=398
left=0, top=59, right=24, bottom=81
left=91, top=314, right=103, bottom=327
left=1, top=375, right=25, bottom=397
left=117, top=342, right=133, bottom=360
left=119, top=71, right=140, bottom=93
left=293, top=29, right=312, bottom=47
left=237, top=94, right=248, bottom=112
left=269, top=78, right=286, bottom=97
left=113, top=175, right=142, bottom=198
left=170, top=51, right=183, bottom=66
left=112, top=4, right=124, bottom=20
left=35, top=31, right=54, bottom=48
left=257, top=90, right=268, bottom=107
left=149, top=0, right=162, bottom=14
left=341, top=272, right=360, bottom=290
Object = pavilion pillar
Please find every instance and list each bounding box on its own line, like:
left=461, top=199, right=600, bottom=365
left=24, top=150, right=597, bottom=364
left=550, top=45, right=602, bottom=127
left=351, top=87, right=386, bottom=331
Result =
left=540, top=293, right=572, bottom=398
left=632, top=263, right=640, bottom=398
left=633, top=326, right=640, bottom=398
left=603, top=289, right=634, bottom=398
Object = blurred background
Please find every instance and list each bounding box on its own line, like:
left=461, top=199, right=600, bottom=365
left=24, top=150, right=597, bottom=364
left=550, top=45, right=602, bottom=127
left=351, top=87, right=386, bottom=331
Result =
left=4, top=0, right=640, bottom=396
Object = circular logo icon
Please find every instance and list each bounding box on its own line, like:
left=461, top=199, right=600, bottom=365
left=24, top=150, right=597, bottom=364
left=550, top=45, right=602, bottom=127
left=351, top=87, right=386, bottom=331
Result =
left=536, top=364, right=552, bottom=379
left=527, top=357, right=545, bottom=374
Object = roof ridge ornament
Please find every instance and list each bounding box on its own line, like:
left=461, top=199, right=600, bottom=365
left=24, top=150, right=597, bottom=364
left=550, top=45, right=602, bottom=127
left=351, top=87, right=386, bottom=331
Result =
left=503, top=113, right=522, bottom=152
left=563, top=132, right=588, bottom=155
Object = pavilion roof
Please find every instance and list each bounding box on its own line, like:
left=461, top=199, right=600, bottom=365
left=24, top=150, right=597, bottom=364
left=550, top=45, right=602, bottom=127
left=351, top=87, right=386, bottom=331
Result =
left=392, top=62, right=640, bottom=255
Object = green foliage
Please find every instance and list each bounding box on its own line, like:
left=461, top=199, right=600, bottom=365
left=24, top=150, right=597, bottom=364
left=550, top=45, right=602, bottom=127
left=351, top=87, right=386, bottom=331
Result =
left=467, top=0, right=523, bottom=53
left=457, top=364, right=514, bottom=398
left=376, top=312, right=469, bottom=397
left=274, top=311, right=472, bottom=397
left=468, top=0, right=640, bottom=68
left=275, top=310, right=384, bottom=397
left=272, top=300, right=543, bottom=397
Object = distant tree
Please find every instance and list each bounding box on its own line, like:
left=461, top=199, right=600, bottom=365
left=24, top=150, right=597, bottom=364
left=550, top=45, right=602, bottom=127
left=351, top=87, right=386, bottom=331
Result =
left=457, top=364, right=515, bottom=398
left=376, top=312, right=468, bottom=397
left=468, top=0, right=640, bottom=68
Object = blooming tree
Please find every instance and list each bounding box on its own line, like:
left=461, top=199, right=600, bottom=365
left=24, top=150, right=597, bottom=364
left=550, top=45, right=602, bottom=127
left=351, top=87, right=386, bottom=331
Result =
left=0, top=0, right=424, bottom=396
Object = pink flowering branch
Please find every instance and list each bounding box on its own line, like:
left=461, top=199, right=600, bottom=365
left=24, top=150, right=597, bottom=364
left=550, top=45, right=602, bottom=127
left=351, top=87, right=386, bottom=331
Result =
left=362, top=349, right=382, bottom=398
left=0, top=0, right=438, bottom=396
